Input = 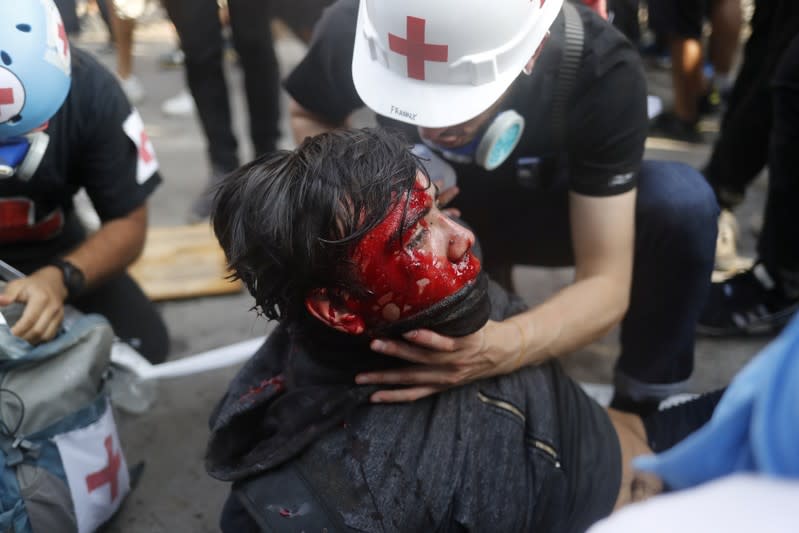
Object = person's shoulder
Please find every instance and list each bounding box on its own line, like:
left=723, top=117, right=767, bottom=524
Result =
left=565, top=2, right=643, bottom=82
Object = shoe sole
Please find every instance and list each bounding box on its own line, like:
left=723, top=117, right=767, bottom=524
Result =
left=697, top=304, right=799, bottom=337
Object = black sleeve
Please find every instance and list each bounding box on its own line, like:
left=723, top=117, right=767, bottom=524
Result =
left=73, top=56, right=161, bottom=221
left=283, top=0, right=365, bottom=124
left=566, top=29, right=648, bottom=197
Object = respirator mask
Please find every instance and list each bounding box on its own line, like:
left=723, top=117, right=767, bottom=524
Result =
left=422, top=110, right=525, bottom=171
left=0, top=131, right=49, bottom=181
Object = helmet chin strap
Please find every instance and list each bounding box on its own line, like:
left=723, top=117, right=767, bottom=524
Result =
left=422, top=110, right=525, bottom=171
left=0, top=132, right=49, bottom=181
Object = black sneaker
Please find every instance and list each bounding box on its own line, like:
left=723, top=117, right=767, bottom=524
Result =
left=187, top=167, right=230, bottom=223
left=697, top=88, right=721, bottom=116
left=640, top=42, right=671, bottom=70
left=609, top=393, right=661, bottom=417
left=698, top=262, right=799, bottom=336
left=649, top=112, right=702, bottom=143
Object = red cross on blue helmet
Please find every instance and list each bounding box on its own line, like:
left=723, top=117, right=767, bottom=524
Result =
left=0, top=0, right=72, bottom=141
left=352, top=0, right=563, bottom=128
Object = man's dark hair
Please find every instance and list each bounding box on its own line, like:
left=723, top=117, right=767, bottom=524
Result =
left=212, top=128, right=428, bottom=322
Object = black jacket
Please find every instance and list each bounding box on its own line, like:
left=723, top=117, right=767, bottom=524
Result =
left=206, top=282, right=621, bottom=532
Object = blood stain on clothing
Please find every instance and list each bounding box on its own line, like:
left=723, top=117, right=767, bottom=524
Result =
left=266, top=503, right=311, bottom=518
left=238, top=374, right=286, bottom=403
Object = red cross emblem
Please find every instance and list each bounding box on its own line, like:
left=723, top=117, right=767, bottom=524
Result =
left=0, top=88, right=13, bottom=106
left=85, top=436, right=122, bottom=502
left=57, top=22, right=69, bottom=57
left=0, top=88, right=14, bottom=119
left=138, top=131, right=153, bottom=164
left=0, top=199, right=64, bottom=243
left=388, top=16, right=448, bottom=81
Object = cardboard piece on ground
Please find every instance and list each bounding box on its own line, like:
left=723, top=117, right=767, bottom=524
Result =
left=128, top=224, right=241, bottom=301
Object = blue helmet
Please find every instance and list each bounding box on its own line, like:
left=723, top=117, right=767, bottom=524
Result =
left=0, top=0, right=72, bottom=140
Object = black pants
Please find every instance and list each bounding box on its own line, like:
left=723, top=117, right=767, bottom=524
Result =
left=53, top=0, right=81, bottom=35
left=70, top=273, right=170, bottom=364
left=703, top=0, right=799, bottom=208
left=95, top=0, right=115, bottom=43
left=162, top=0, right=281, bottom=172
left=608, top=0, right=641, bottom=45
left=643, top=388, right=725, bottom=453
left=759, top=34, right=799, bottom=275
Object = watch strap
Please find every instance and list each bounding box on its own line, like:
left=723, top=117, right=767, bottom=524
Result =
left=48, top=258, right=85, bottom=300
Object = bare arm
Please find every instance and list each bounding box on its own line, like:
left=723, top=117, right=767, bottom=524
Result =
left=359, top=189, right=636, bottom=402
left=0, top=205, right=149, bottom=342
left=511, top=188, right=636, bottom=362
left=64, top=203, right=148, bottom=288
left=289, top=97, right=351, bottom=146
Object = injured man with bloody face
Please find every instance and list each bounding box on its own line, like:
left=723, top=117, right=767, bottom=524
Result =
left=205, top=128, right=721, bottom=533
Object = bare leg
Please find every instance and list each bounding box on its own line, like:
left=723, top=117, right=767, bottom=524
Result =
left=111, top=8, right=135, bottom=79
left=708, top=0, right=743, bottom=84
left=109, top=6, right=144, bottom=103
left=670, top=36, right=705, bottom=123
left=607, top=409, right=664, bottom=509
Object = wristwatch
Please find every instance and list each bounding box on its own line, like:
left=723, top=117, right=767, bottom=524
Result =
left=48, top=258, right=85, bottom=301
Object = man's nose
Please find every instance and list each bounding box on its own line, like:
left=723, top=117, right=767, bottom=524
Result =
left=443, top=217, right=475, bottom=262
left=419, top=126, right=456, bottom=144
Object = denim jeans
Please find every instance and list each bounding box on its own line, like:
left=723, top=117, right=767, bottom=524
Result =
left=454, top=160, right=719, bottom=396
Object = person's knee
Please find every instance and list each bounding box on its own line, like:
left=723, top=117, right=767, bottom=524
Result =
left=637, top=161, right=719, bottom=261
left=135, top=312, right=170, bottom=365
left=72, top=275, right=170, bottom=364
left=230, top=31, right=277, bottom=66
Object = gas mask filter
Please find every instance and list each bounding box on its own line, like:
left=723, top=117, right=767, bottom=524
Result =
left=423, top=110, right=525, bottom=171
left=0, top=132, right=49, bottom=181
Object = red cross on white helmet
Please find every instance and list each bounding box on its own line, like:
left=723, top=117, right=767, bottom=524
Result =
left=352, top=0, right=564, bottom=128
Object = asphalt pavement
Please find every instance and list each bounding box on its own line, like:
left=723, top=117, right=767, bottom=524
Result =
left=67, top=10, right=774, bottom=533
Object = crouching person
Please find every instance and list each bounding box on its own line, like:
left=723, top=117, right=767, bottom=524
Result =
left=205, top=129, right=715, bottom=532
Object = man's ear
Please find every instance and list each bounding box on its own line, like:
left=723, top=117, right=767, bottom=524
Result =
left=305, top=288, right=366, bottom=335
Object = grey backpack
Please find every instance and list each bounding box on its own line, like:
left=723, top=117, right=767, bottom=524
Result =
left=0, top=291, right=130, bottom=533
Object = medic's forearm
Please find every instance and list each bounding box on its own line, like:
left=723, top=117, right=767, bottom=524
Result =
left=509, top=272, right=630, bottom=367
left=61, top=204, right=148, bottom=290
left=289, top=98, right=350, bottom=145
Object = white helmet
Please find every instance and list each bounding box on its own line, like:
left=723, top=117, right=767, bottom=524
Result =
left=352, top=0, right=563, bottom=128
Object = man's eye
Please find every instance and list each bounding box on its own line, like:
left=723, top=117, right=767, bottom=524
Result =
left=406, top=227, right=427, bottom=249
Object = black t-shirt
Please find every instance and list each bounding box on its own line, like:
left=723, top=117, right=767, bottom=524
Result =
left=285, top=0, right=648, bottom=197
left=0, top=47, right=161, bottom=265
